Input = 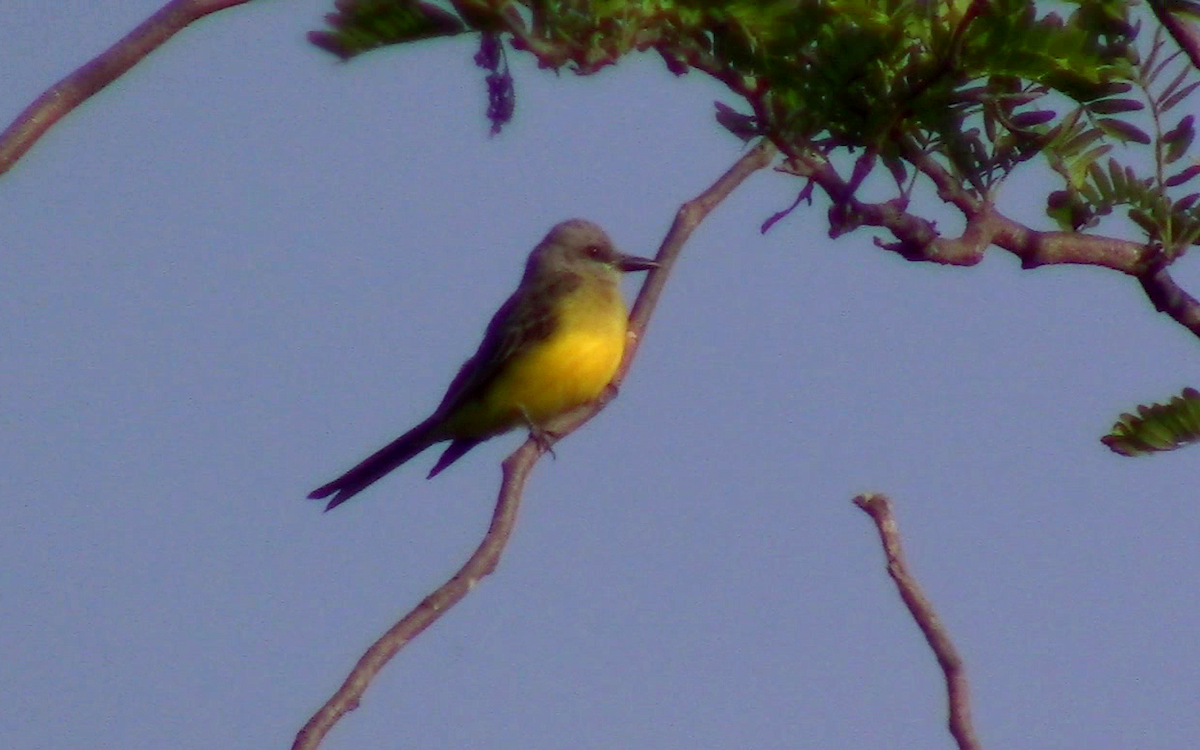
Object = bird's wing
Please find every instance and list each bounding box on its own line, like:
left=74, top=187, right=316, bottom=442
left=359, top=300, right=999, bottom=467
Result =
left=432, top=272, right=580, bottom=417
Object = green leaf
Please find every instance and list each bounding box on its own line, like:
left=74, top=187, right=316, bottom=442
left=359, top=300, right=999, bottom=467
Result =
left=1088, top=97, right=1144, bottom=114
left=1009, top=109, right=1057, bottom=129
left=1061, top=126, right=1104, bottom=156
left=1067, top=144, right=1113, bottom=187
left=1108, top=157, right=1128, bottom=193
left=1165, top=164, right=1200, bottom=188
left=1088, top=160, right=1114, bottom=200
left=1097, top=118, right=1151, bottom=144
left=1161, top=80, right=1200, bottom=113
left=1128, top=206, right=1158, bottom=235
left=1179, top=219, right=1200, bottom=247
left=1176, top=193, right=1200, bottom=212
left=714, top=101, right=759, bottom=142
left=1162, top=115, right=1196, bottom=164
left=1158, top=62, right=1195, bottom=104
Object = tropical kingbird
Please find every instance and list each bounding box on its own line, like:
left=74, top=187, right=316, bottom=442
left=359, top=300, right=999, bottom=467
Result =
left=309, top=219, right=658, bottom=511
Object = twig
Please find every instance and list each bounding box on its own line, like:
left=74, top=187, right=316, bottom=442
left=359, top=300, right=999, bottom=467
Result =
left=0, top=0, right=254, bottom=176
left=853, top=493, right=983, bottom=750
left=292, top=139, right=777, bottom=750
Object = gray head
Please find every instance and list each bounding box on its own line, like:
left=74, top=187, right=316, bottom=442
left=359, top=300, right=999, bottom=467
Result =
left=522, top=219, right=658, bottom=282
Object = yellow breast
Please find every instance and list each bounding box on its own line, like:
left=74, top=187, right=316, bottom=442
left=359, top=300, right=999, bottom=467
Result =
left=490, top=287, right=626, bottom=421
left=453, top=282, right=628, bottom=437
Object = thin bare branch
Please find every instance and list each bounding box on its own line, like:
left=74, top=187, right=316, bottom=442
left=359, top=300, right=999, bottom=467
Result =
left=292, top=139, right=777, bottom=750
left=624, top=139, right=778, bottom=353
left=854, top=493, right=983, bottom=750
left=0, top=0, right=254, bottom=176
left=292, top=452, right=535, bottom=750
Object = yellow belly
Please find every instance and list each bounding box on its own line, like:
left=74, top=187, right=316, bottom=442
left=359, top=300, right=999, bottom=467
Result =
left=446, top=289, right=628, bottom=437
left=486, top=324, right=626, bottom=422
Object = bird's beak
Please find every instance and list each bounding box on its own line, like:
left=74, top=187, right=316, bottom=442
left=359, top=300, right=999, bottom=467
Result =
left=616, top=253, right=660, bottom=272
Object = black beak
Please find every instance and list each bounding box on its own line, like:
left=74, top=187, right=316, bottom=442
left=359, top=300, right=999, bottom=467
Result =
left=616, top=253, right=660, bottom=272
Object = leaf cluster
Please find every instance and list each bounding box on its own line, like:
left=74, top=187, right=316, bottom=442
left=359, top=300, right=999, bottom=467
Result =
left=1043, top=24, right=1200, bottom=257
left=1102, top=387, right=1200, bottom=455
left=311, top=1, right=1198, bottom=248
left=310, top=1, right=466, bottom=59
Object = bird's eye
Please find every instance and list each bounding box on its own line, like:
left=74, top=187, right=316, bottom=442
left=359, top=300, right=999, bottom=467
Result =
left=585, top=244, right=604, bottom=259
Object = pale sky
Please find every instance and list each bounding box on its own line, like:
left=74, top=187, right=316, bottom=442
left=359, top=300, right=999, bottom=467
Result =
left=4, top=2, right=1199, bottom=749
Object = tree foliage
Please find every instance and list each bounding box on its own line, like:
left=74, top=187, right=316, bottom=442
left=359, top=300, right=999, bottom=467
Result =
left=308, top=0, right=1200, bottom=263
left=311, top=0, right=1200, bottom=453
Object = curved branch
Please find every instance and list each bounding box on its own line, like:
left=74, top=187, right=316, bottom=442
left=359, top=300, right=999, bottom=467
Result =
left=0, top=0, right=255, bottom=176
left=292, top=138, right=777, bottom=750
left=781, top=150, right=1151, bottom=268
left=854, top=494, right=982, bottom=750
left=1139, top=266, right=1200, bottom=337
left=779, top=142, right=1200, bottom=339
left=292, top=452, right=535, bottom=750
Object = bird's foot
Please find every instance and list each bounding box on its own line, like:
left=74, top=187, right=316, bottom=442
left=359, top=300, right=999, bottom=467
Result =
left=519, top=408, right=558, bottom=460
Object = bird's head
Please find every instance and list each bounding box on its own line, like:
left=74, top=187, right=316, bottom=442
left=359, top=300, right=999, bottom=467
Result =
left=524, top=219, right=658, bottom=282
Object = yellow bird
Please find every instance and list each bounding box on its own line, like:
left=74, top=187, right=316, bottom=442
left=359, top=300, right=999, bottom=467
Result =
left=309, top=219, right=658, bottom=510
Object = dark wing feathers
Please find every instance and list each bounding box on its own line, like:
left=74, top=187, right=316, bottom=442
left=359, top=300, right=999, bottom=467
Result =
left=432, top=272, right=579, bottom=417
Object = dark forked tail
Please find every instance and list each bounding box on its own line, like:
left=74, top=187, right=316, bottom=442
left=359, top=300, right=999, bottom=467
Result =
left=309, top=417, right=442, bottom=511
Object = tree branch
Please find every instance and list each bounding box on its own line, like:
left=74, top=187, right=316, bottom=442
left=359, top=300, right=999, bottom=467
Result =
left=854, top=493, right=983, bottom=750
left=780, top=149, right=1151, bottom=267
left=0, top=0, right=254, bottom=176
left=778, top=140, right=1200, bottom=338
left=1139, top=265, right=1200, bottom=337
left=292, top=138, right=777, bottom=750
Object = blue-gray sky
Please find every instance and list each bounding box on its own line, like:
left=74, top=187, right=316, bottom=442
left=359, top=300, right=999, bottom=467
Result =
left=4, top=2, right=1199, bottom=749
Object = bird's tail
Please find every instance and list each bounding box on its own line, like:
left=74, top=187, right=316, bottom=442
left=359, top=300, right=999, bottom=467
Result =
left=309, top=417, right=441, bottom=511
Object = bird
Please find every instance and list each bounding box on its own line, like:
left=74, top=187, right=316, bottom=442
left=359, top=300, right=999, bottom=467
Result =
left=309, top=219, right=658, bottom=511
